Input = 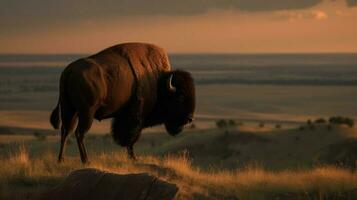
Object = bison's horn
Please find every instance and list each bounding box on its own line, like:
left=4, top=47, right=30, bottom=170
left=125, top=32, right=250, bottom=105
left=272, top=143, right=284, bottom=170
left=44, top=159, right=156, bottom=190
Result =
left=167, top=74, right=176, bottom=92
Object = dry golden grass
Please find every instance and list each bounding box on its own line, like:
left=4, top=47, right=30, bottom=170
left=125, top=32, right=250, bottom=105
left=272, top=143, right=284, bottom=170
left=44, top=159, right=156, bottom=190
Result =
left=1, top=145, right=357, bottom=200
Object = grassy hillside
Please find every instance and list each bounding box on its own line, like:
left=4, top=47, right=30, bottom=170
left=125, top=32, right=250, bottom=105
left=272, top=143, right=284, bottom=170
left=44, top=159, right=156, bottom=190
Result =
left=1, top=124, right=357, bottom=199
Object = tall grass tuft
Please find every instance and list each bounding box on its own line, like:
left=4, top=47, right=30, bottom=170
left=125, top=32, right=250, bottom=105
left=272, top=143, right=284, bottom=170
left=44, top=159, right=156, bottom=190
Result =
left=2, top=145, right=357, bottom=199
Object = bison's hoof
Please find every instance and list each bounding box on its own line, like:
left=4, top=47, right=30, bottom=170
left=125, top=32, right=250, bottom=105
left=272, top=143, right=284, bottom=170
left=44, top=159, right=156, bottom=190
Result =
left=58, top=157, right=64, bottom=163
left=81, top=160, right=91, bottom=165
left=128, top=154, right=138, bottom=161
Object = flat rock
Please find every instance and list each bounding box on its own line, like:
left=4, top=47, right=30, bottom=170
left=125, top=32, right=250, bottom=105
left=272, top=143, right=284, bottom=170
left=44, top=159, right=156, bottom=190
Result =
left=38, top=168, right=178, bottom=200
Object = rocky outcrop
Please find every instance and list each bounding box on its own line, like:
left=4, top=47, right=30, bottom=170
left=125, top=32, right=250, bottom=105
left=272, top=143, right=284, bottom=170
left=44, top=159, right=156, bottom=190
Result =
left=39, top=168, right=178, bottom=200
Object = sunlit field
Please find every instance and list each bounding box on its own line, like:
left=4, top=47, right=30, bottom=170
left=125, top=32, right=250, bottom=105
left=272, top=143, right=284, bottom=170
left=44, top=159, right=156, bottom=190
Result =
left=1, top=123, right=357, bottom=199
left=2, top=144, right=357, bottom=200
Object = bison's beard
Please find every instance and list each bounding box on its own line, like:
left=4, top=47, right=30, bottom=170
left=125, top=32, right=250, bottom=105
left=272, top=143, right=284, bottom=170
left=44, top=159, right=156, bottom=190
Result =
left=164, top=123, right=184, bottom=136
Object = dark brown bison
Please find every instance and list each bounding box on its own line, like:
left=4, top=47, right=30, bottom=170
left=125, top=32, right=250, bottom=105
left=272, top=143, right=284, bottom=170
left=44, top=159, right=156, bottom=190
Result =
left=50, top=43, right=195, bottom=163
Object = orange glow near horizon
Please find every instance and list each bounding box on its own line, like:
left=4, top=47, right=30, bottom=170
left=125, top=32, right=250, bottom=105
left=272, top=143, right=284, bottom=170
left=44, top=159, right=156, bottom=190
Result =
left=1, top=1, right=357, bottom=54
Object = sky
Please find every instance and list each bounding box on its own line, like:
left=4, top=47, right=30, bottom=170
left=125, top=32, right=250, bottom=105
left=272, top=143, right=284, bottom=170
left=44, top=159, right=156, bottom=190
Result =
left=0, top=0, right=357, bottom=54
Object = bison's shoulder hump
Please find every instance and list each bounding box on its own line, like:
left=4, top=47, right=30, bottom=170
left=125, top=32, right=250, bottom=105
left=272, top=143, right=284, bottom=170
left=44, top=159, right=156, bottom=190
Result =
left=112, top=43, right=171, bottom=71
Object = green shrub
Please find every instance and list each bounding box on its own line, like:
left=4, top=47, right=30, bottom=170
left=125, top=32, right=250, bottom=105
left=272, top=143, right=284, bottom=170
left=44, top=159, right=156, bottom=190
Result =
left=329, top=116, right=354, bottom=128
left=216, top=119, right=228, bottom=129
left=228, top=120, right=236, bottom=127
left=216, top=119, right=237, bottom=129
left=314, top=118, right=326, bottom=124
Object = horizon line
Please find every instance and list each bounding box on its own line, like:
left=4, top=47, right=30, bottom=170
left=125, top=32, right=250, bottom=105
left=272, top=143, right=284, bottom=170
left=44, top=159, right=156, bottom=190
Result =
left=1, top=52, right=357, bottom=56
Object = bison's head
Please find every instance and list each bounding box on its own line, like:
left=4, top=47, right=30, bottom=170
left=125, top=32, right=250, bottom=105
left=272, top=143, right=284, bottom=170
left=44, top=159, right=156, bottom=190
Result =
left=162, top=70, right=195, bottom=136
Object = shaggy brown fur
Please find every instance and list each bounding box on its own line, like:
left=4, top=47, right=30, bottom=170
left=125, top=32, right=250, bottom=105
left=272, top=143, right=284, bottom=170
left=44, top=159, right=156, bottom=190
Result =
left=50, top=43, right=195, bottom=163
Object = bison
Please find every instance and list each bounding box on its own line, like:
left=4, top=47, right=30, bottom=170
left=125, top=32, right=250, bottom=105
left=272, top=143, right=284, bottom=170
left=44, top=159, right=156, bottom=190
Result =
left=50, top=43, right=195, bottom=163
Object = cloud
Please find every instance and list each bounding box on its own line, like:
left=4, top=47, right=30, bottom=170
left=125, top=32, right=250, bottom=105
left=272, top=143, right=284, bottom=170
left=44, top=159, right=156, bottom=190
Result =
left=223, top=0, right=322, bottom=12
left=1, top=0, right=357, bottom=53
left=346, top=0, right=357, bottom=7
left=0, top=0, right=325, bottom=15
left=0, top=0, right=354, bottom=32
left=313, top=10, right=328, bottom=19
left=0, top=0, right=324, bottom=20
left=274, top=10, right=328, bottom=21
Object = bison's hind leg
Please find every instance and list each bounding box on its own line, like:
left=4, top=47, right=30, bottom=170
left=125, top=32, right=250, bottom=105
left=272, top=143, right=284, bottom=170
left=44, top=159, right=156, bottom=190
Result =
left=58, top=106, right=77, bottom=163
left=75, top=110, right=95, bottom=164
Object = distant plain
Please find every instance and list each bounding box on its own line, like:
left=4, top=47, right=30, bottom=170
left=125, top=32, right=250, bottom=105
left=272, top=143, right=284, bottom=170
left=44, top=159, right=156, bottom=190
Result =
left=0, top=53, right=357, bottom=199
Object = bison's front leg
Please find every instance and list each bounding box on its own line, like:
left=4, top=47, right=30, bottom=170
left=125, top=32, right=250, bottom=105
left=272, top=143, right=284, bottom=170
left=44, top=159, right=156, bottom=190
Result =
left=112, top=118, right=142, bottom=160
left=121, top=117, right=142, bottom=161
left=111, top=97, right=144, bottom=160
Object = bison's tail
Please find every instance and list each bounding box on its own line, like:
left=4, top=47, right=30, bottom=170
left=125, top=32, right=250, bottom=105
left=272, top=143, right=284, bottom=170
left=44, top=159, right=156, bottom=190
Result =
left=51, top=70, right=66, bottom=130
left=50, top=102, right=61, bottom=129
